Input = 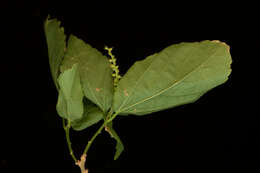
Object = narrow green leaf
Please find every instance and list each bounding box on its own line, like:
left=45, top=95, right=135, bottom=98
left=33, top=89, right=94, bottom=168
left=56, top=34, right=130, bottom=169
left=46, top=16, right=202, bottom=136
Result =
left=44, top=16, right=66, bottom=89
left=57, top=64, right=84, bottom=121
left=105, top=122, right=124, bottom=160
left=71, top=99, right=104, bottom=131
left=113, top=40, right=232, bottom=115
left=60, top=35, right=113, bottom=113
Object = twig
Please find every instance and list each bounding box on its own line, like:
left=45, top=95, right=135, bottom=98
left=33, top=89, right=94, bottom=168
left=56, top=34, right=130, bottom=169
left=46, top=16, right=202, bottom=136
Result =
left=76, top=154, right=88, bottom=173
left=63, top=118, right=77, bottom=162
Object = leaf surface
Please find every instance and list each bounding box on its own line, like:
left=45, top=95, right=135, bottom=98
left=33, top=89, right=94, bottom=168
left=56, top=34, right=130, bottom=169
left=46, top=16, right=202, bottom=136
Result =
left=44, top=17, right=66, bottom=89
left=71, top=99, right=104, bottom=131
left=113, top=40, right=232, bottom=115
left=60, top=35, right=113, bottom=113
left=56, top=89, right=68, bottom=119
left=56, top=64, right=84, bottom=121
left=105, top=122, right=124, bottom=160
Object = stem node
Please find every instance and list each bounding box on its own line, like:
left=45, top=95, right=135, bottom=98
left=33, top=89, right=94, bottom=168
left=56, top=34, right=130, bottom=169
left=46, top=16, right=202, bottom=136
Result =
left=76, top=154, right=88, bottom=173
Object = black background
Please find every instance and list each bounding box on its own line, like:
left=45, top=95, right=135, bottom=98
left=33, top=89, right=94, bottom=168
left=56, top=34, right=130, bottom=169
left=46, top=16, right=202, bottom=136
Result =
left=1, top=1, right=260, bottom=173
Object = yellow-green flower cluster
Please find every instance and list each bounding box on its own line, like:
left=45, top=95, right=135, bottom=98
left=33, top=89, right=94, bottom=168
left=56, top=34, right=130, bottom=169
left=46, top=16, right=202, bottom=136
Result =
left=105, top=46, right=122, bottom=87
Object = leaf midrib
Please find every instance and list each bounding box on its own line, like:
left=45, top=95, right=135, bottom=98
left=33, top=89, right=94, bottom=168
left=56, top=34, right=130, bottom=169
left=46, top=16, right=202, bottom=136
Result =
left=123, top=91, right=204, bottom=113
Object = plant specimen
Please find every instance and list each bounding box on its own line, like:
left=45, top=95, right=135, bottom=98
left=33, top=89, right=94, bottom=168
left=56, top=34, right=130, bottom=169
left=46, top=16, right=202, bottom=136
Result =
left=44, top=16, right=232, bottom=173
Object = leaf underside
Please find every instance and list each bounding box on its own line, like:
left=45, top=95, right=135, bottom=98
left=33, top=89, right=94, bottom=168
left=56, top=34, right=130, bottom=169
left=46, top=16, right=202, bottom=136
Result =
left=113, top=40, right=232, bottom=115
left=45, top=18, right=112, bottom=131
left=60, top=35, right=114, bottom=113
left=71, top=99, right=104, bottom=131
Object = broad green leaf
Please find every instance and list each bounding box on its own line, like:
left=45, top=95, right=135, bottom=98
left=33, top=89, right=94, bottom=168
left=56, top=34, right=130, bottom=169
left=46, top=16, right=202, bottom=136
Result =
left=105, top=122, right=124, bottom=160
left=113, top=40, right=232, bottom=115
left=44, top=17, right=66, bottom=89
left=71, top=99, right=104, bottom=131
left=60, top=35, right=113, bottom=113
left=56, top=89, right=68, bottom=119
left=57, top=64, right=84, bottom=121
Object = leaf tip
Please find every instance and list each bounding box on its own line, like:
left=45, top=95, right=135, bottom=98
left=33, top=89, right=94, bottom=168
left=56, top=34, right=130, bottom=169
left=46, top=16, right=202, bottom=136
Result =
left=211, top=40, right=230, bottom=51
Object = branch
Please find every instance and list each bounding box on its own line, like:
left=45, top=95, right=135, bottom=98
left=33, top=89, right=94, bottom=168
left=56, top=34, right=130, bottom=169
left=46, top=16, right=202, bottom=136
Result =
left=63, top=118, right=77, bottom=162
left=83, top=121, right=106, bottom=155
left=76, top=154, right=88, bottom=173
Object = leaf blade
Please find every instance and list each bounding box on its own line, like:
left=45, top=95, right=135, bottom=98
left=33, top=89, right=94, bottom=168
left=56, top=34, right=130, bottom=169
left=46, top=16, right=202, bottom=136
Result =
left=60, top=35, right=113, bottom=113
left=44, top=17, right=66, bottom=89
left=71, top=99, right=104, bottom=131
left=57, top=64, right=84, bottom=121
left=113, top=40, right=232, bottom=115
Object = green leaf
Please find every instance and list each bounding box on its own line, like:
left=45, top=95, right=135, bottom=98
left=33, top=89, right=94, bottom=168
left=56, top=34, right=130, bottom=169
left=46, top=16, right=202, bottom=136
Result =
left=113, top=40, right=232, bottom=115
left=56, top=89, right=68, bottom=119
left=105, top=122, right=124, bottom=160
left=57, top=64, right=84, bottom=121
left=44, top=16, right=66, bottom=89
left=71, top=99, right=104, bottom=131
left=60, top=35, right=113, bottom=113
